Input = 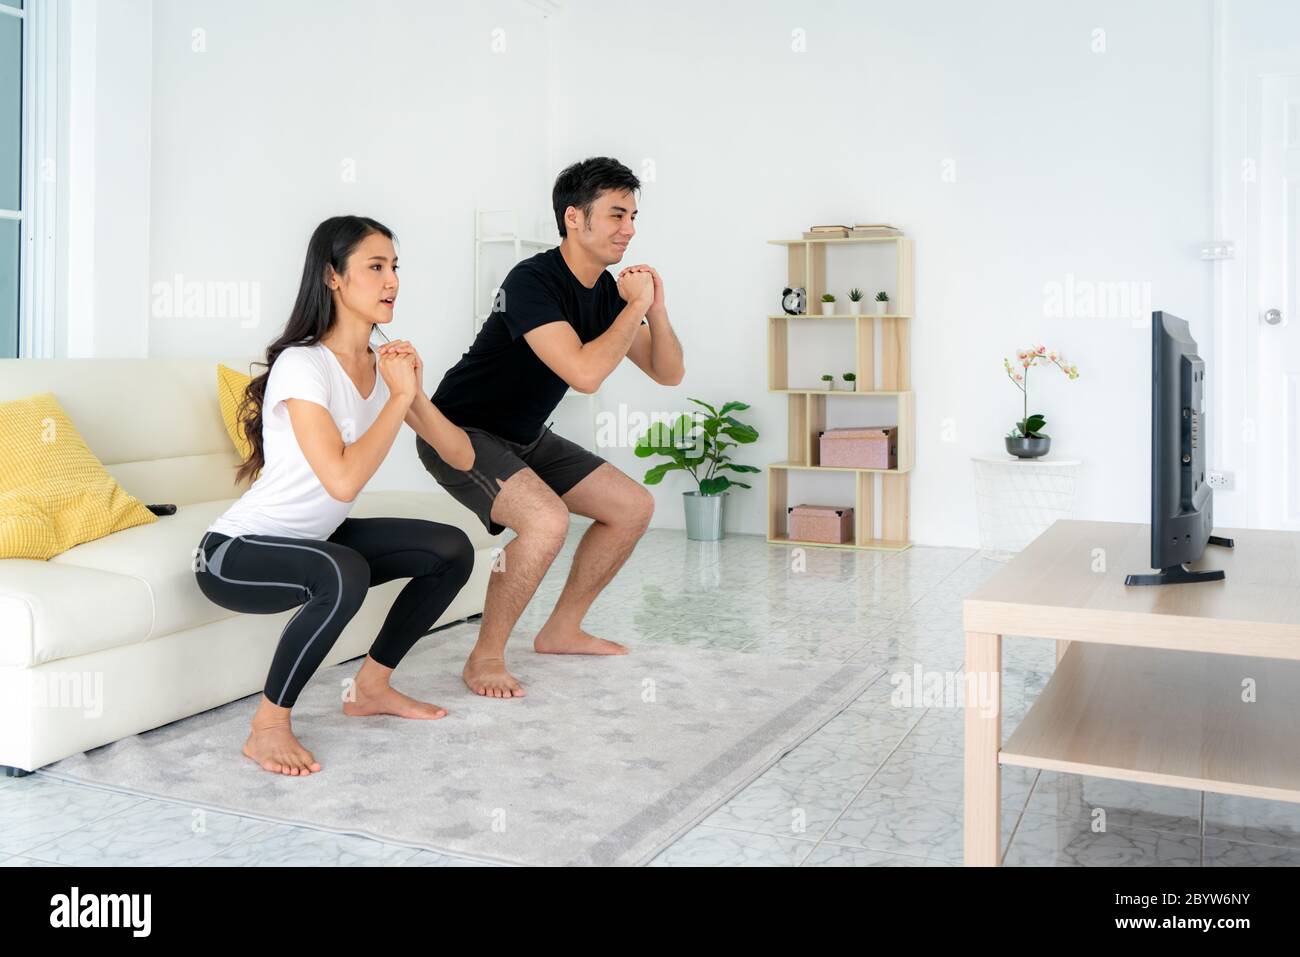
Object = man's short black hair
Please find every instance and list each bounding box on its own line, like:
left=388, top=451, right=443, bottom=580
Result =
left=552, top=157, right=641, bottom=237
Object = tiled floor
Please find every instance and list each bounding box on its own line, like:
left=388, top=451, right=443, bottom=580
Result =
left=3, top=523, right=1299, bottom=867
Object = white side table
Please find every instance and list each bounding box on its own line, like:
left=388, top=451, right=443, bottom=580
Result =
left=971, top=456, right=1082, bottom=555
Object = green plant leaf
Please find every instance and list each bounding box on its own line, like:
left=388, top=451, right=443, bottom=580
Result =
left=718, top=401, right=750, bottom=415
left=719, top=463, right=761, bottom=473
left=686, top=397, right=718, bottom=416
left=643, top=461, right=684, bottom=485
left=635, top=420, right=677, bottom=454
left=1020, top=413, right=1047, bottom=436
left=699, top=476, right=731, bottom=495
left=721, top=425, right=759, bottom=443
left=676, top=428, right=708, bottom=455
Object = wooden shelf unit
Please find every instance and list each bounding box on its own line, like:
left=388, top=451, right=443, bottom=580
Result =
left=765, top=235, right=915, bottom=552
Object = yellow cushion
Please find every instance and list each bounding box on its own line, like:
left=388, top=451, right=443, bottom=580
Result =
left=0, top=393, right=157, bottom=560
left=217, top=363, right=254, bottom=461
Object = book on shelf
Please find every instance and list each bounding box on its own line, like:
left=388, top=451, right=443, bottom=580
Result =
left=800, top=224, right=903, bottom=239
left=850, top=224, right=902, bottom=236
left=803, top=225, right=851, bottom=238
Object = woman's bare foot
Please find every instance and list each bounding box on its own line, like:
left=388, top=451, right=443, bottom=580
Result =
left=463, top=654, right=526, bottom=698
left=343, top=680, right=447, bottom=719
left=343, top=654, right=448, bottom=719
left=243, top=698, right=321, bottom=775
left=534, top=623, right=628, bottom=656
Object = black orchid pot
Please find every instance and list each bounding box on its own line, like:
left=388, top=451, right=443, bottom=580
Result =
left=1006, top=435, right=1051, bottom=458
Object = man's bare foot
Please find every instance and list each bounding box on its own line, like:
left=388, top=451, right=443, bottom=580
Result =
left=243, top=721, right=321, bottom=776
left=534, top=624, right=629, bottom=656
left=463, top=654, right=526, bottom=698
left=342, top=679, right=447, bottom=720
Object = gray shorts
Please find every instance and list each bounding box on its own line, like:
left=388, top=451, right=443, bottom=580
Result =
left=415, top=422, right=606, bottom=536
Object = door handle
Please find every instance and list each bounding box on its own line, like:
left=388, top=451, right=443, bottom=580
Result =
left=1263, top=308, right=1283, bottom=325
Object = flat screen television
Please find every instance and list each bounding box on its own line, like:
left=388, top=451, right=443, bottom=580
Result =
left=1125, top=311, right=1233, bottom=586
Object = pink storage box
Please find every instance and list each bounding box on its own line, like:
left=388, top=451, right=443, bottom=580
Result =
left=819, top=426, right=898, bottom=469
left=788, top=504, right=854, bottom=544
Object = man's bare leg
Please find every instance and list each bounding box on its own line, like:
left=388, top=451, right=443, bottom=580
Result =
left=463, top=469, right=569, bottom=698
left=535, top=463, right=654, bottom=655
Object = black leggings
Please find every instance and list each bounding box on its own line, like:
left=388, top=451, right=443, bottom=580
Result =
left=194, top=517, right=475, bottom=708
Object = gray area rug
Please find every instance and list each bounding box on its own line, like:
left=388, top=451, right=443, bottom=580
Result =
left=41, top=623, right=883, bottom=866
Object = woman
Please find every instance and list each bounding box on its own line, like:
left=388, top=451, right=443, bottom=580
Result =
left=195, top=215, right=476, bottom=777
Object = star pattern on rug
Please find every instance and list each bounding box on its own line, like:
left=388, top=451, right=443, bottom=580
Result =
left=517, top=745, right=562, bottom=761
left=672, top=720, right=725, bottom=735
left=524, top=770, right=574, bottom=789
left=620, top=757, right=670, bottom=771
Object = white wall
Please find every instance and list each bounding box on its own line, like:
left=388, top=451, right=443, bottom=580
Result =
left=549, top=0, right=1215, bottom=546
left=109, top=0, right=1225, bottom=544
left=59, top=0, right=152, bottom=358
left=145, top=0, right=554, bottom=491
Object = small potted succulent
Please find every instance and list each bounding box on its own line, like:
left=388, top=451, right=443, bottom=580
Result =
left=1003, top=345, right=1080, bottom=458
left=874, top=290, right=890, bottom=315
left=847, top=288, right=864, bottom=315
left=841, top=372, right=857, bottom=392
left=820, top=292, right=836, bottom=316
left=819, top=373, right=834, bottom=391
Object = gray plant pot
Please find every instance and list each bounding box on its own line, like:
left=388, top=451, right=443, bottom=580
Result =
left=683, top=491, right=728, bottom=541
left=1006, top=435, right=1051, bottom=458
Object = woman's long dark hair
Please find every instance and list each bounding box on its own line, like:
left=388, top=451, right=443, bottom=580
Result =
left=234, top=215, right=395, bottom=485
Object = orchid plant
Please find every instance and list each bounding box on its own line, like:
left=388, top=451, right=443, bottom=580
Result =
left=1003, top=345, right=1080, bottom=438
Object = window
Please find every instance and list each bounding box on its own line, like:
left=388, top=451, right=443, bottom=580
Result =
left=0, top=0, right=20, bottom=358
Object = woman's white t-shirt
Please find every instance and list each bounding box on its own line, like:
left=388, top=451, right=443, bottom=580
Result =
left=208, top=343, right=390, bottom=541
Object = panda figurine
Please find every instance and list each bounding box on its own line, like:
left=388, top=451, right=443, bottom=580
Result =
left=781, top=287, right=807, bottom=316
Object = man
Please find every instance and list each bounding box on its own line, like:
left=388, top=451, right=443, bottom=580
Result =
left=415, top=156, right=685, bottom=698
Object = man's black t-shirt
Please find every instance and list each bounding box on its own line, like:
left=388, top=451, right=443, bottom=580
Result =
left=430, top=246, right=644, bottom=445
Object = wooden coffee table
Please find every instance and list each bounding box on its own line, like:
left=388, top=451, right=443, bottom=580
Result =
left=962, top=519, right=1300, bottom=866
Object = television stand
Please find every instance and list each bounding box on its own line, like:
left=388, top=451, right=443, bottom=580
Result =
left=963, top=520, right=1300, bottom=867
left=1123, top=533, right=1235, bottom=586
left=1124, top=564, right=1223, bottom=586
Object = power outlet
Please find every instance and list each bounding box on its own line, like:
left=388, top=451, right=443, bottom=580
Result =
left=1207, top=470, right=1234, bottom=491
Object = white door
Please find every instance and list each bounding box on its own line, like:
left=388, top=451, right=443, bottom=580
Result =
left=1253, top=75, right=1300, bottom=528
left=1218, top=0, right=1300, bottom=531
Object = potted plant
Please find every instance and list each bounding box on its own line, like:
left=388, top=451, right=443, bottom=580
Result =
left=841, top=372, right=857, bottom=392
left=1003, top=345, right=1080, bottom=458
left=820, top=292, right=836, bottom=316
left=847, top=288, right=864, bottom=315
left=634, top=399, right=760, bottom=541
left=874, top=290, right=890, bottom=315
left=819, top=373, right=834, bottom=391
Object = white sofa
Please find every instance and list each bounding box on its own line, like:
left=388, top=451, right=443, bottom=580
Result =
left=0, top=358, right=499, bottom=774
